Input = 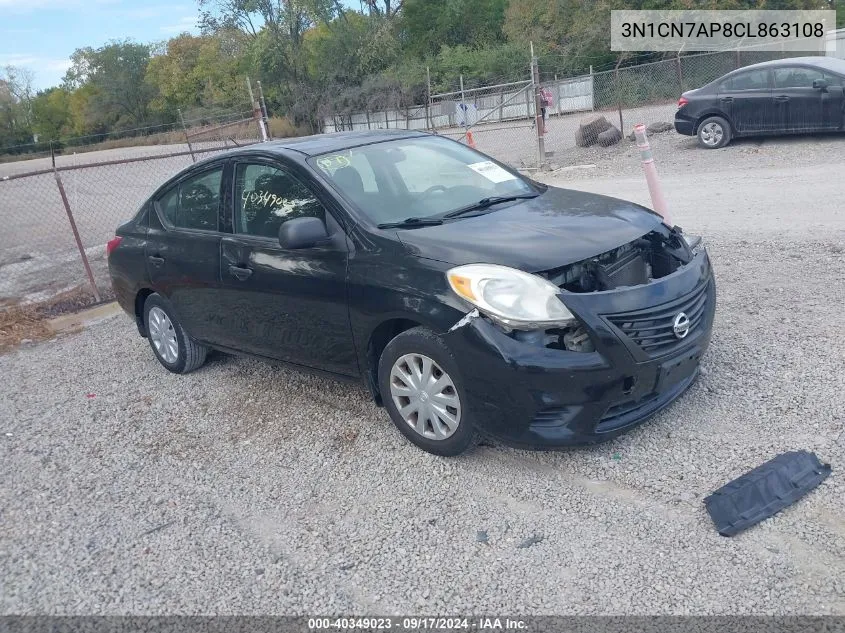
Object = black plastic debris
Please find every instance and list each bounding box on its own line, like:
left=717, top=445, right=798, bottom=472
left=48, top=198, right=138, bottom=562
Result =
left=704, top=450, right=831, bottom=537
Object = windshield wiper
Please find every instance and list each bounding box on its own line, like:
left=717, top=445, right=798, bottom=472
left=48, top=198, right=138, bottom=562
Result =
left=442, top=193, right=540, bottom=219
left=377, top=217, right=444, bottom=229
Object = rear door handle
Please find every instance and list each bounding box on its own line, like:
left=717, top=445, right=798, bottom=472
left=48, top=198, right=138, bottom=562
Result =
left=229, top=265, right=253, bottom=281
left=774, top=95, right=790, bottom=102
left=720, top=97, right=733, bottom=103
left=147, top=255, right=165, bottom=268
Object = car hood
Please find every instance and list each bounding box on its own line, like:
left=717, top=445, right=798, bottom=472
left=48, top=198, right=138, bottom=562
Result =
left=395, top=186, right=665, bottom=272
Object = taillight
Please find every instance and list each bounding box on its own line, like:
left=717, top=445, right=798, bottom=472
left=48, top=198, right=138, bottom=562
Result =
left=106, top=236, right=123, bottom=256
left=678, top=96, right=689, bottom=108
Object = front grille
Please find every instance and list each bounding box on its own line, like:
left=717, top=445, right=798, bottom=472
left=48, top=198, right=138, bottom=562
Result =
left=605, top=281, right=710, bottom=357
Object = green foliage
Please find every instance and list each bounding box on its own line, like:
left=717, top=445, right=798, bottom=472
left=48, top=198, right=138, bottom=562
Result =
left=430, top=42, right=530, bottom=91
left=401, top=0, right=508, bottom=58
left=0, top=66, right=34, bottom=150
left=60, top=40, right=158, bottom=132
left=31, top=88, right=71, bottom=140
left=3, top=0, right=844, bottom=153
left=146, top=31, right=247, bottom=115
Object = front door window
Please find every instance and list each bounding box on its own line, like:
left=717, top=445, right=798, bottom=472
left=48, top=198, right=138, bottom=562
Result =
left=234, top=163, right=325, bottom=239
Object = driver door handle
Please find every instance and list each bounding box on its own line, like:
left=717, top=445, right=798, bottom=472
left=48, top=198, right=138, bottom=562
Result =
left=147, top=255, right=165, bottom=268
left=774, top=95, right=790, bottom=102
left=229, top=265, right=253, bottom=281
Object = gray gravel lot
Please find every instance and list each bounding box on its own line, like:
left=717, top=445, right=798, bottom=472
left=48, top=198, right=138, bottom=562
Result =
left=2, top=145, right=845, bottom=615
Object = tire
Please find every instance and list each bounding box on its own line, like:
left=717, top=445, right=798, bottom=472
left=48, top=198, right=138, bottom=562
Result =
left=378, top=326, right=475, bottom=456
left=143, top=293, right=208, bottom=374
left=697, top=116, right=731, bottom=149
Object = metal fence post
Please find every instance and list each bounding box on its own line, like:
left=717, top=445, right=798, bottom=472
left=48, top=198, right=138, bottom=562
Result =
left=676, top=52, right=684, bottom=93
left=459, top=75, right=467, bottom=136
left=178, top=109, right=196, bottom=163
left=525, top=83, right=531, bottom=121
left=246, top=77, right=268, bottom=142
left=530, top=42, right=546, bottom=169
left=590, top=65, right=595, bottom=112
left=256, top=80, right=271, bottom=140
left=425, top=66, right=432, bottom=131
left=614, top=57, right=625, bottom=135
left=52, top=164, right=101, bottom=302
left=555, top=74, right=561, bottom=116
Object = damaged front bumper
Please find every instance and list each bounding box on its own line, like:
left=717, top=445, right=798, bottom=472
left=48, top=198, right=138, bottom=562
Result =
left=442, top=250, right=716, bottom=449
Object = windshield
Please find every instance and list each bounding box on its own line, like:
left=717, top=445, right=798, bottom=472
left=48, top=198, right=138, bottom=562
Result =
left=309, top=135, right=535, bottom=224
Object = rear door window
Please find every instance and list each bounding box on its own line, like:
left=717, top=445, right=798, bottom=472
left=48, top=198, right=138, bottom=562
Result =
left=722, top=69, right=770, bottom=92
left=156, top=167, right=223, bottom=232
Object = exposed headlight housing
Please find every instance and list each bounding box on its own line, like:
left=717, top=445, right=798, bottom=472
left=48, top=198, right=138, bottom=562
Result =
left=446, top=264, right=576, bottom=330
left=682, top=233, right=704, bottom=256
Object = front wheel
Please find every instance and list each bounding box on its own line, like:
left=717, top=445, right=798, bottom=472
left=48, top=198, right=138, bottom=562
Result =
left=697, top=116, right=731, bottom=149
left=378, top=327, right=475, bottom=456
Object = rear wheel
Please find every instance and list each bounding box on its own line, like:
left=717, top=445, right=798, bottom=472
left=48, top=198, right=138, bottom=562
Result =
left=697, top=116, right=731, bottom=149
left=143, top=293, right=208, bottom=374
left=378, top=327, right=475, bottom=456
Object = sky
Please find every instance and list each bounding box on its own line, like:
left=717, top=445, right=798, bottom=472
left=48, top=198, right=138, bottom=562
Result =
left=0, top=0, right=360, bottom=91
left=1, top=0, right=203, bottom=89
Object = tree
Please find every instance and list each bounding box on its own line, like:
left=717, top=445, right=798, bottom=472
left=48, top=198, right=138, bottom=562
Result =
left=62, top=47, right=96, bottom=90
left=361, top=0, right=402, bottom=19
left=31, top=88, right=71, bottom=140
left=62, top=40, right=157, bottom=130
left=146, top=31, right=248, bottom=114
left=0, top=66, right=34, bottom=148
left=305, top=11, right=398, bottom=84
left=401, top=0, right=508, bottom=58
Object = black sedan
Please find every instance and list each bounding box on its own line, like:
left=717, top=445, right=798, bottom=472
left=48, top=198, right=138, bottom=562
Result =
left=108, top=130, right=715, bottom=456
left=675, top=56, right=845, bottom=148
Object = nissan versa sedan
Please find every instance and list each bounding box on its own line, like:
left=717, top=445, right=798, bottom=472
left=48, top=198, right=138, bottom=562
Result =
left=675, top=56, right=845, bottom=148
left=108, top=130, right=716, bottom=456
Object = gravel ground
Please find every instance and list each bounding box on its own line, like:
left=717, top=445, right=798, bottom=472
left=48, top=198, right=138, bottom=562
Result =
left=2, top=147, right=845, bottom=615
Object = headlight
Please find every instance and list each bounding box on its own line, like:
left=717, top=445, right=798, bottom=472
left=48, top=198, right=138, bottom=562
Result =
left=446, top=264, right=576, bottom=330
left=683, top=233, right=704, bottom=256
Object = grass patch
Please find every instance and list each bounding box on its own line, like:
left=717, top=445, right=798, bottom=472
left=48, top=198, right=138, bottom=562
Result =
left=0, top=286, right=110, bottom=353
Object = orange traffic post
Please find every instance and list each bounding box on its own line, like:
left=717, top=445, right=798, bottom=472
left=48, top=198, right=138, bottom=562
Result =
left=633, top=123, right=672, bottom=227
left=466, top=130, right=476, bottom=148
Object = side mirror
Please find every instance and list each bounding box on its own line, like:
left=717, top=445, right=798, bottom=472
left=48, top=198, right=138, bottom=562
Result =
left=813, top=78, right=828, bottom=91
left=278, top=216, right=329, bottom=249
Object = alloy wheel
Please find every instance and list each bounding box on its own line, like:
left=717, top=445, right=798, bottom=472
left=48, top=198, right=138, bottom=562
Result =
left=700, top=122, right=724, bottom=147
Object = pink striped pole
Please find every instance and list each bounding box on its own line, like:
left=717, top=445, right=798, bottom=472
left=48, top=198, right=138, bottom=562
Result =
left=634, top=123, right=673, bottom=227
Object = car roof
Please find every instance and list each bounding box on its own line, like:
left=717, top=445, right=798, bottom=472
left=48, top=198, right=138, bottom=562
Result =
left=231, top=129, right=430, bottom=158
left=728, top=55, right=845, bottom=76
left=168, top=129, right=435, bottom=187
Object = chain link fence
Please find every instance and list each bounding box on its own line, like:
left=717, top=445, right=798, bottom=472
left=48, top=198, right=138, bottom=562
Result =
left=0, top=114, right=263, bottom=313
left=2, top=46, right=840, bottom=317
left=317, top=47, right=827, bottom=171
